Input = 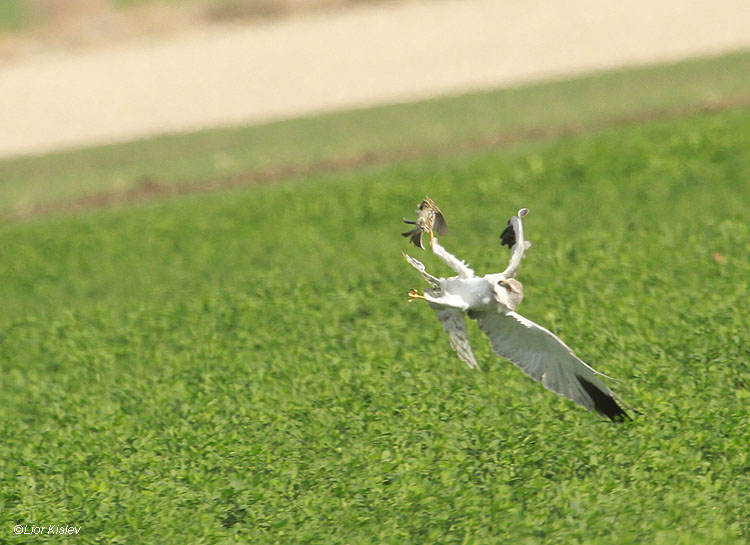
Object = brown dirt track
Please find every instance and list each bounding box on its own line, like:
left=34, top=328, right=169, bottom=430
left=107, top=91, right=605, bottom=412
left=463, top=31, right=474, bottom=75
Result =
left=6, top=96, right=749, bottom=221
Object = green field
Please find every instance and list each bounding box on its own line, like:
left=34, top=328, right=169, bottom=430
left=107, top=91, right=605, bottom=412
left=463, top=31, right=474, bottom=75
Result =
left=2, top=65, right=750, bottom=542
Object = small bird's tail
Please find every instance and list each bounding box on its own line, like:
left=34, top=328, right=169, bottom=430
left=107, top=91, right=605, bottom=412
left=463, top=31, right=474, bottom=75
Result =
left=402, top=227, right=424, bottom=249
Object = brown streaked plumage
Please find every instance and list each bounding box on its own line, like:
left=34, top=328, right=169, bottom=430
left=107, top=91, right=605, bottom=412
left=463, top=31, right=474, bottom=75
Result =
left=402, top=197, right=449, bottom=250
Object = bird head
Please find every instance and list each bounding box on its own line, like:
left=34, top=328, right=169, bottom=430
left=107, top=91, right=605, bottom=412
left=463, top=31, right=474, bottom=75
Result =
left=496, top=278, right=524, bottom=310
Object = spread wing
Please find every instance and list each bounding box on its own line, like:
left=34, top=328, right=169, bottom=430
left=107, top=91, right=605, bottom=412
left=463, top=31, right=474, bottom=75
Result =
left=403, top=253, right=441, bottom=288
left=500, top=208, right=531, bottom=279
left=433, top=306, right=479, bottom=370
left=431, top=238, right=474, bottom=279
left=470, top=309, right=629, bottom=421
left=432, top=210, right=449, bottom=236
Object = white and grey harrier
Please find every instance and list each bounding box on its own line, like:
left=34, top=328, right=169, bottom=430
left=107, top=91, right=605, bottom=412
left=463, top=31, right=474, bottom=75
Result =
left=404, top=207, right=632, bottom=422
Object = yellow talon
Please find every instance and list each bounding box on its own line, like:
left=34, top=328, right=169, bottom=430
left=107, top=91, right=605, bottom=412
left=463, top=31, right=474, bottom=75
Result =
left=429, top=230, right=435, bottom=248
left=407, top=288, right=428, bottom=302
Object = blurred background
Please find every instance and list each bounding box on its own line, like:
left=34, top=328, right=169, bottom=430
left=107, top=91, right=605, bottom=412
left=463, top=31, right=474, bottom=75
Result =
left=0, top=0, right=390, bottom=48
left=1, top=0, right=749, bottom=160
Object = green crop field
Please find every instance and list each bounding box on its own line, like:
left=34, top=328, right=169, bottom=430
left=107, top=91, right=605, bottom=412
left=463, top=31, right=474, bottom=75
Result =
left=1, top=67, right=750, bottom=542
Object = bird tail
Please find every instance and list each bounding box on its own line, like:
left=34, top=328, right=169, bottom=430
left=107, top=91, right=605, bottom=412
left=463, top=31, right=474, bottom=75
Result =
left=402, top=227, right=424, bottom=249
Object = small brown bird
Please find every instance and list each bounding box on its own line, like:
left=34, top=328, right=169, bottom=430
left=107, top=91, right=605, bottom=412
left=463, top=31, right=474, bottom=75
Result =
left=402, top=197, right=449, bottom=250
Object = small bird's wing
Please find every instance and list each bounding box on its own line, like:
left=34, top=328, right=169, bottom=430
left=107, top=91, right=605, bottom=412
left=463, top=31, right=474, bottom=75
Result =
left=432, top=210, right=449, bottom=236
left=433, top=306, right=480, bottom=370
left=500, top=209, right=531, bottom=279
left=431, top=238, right=474, bottom=279
left=470, top=309, right=629, bottom=421
left=403, top=253, right=441, bottom=288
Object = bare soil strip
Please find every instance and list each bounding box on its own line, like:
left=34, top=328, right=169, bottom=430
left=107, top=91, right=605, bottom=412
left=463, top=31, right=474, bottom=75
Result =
left=6, top=97, right=748, bottom=221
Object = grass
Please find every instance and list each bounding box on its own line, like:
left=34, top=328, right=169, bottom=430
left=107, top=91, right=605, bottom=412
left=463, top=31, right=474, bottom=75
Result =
left=1, top=50, right=750, bottom=215
left=1, top=104, right=749, bottom=543
left=0, top=0, right=25, bottom=31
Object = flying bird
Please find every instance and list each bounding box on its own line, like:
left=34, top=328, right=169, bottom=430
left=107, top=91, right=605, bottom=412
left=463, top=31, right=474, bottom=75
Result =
left=402, top=197, right=448, bottom=250
left=404, top=208, right=632, bottom=421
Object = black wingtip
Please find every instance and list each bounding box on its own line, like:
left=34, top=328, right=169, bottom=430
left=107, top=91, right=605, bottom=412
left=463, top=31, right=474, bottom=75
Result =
left=576, top=376, right=630, bottom=423
left=499, top=220, right=516, bottom=249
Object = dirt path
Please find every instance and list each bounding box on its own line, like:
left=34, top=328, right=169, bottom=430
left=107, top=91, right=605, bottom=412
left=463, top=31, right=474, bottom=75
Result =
left=6, top=97, right=747, bottom=221
left=1, top=0, right=749, bottom=159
